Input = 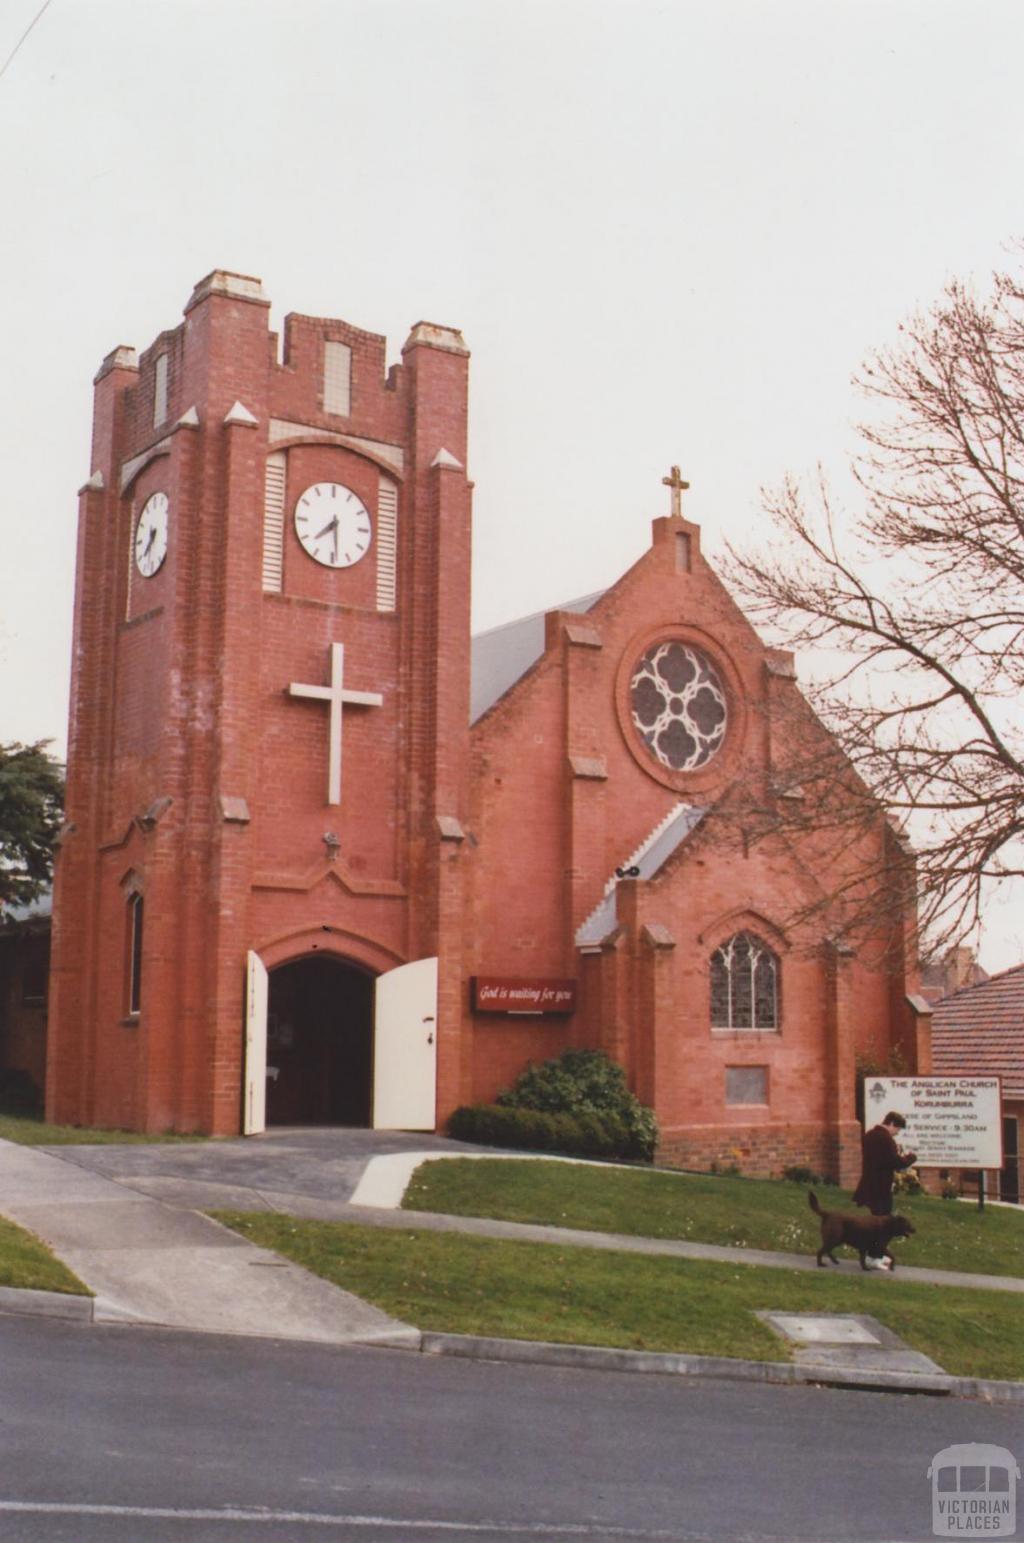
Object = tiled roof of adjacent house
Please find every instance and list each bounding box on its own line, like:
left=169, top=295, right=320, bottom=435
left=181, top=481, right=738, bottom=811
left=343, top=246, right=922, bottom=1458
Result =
left=931, top=963, right=1024, bottom=1097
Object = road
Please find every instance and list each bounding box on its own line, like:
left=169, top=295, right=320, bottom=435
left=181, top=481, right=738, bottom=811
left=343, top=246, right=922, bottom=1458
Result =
left=0, top=1315, right=1019, bottom=1542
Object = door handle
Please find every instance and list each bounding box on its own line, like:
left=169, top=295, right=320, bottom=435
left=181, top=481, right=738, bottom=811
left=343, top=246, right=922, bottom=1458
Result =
left=427, top=1032, right=434, bottom=1045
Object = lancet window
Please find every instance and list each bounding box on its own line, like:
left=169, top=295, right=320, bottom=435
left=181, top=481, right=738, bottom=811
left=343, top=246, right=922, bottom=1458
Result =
left=710, top=931, right=778, bottom=1030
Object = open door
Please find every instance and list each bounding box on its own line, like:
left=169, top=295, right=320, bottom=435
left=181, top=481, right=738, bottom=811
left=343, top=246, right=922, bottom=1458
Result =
left=244, top=950, right=268, bottom=1135
left=372, top=956, right=437, bottom=1130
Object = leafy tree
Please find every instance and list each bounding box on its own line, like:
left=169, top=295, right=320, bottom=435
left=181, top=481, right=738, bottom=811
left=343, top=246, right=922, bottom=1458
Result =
left=726, top=255, right=1024, bottom=952
left=0, top=741, right=64, bottom=910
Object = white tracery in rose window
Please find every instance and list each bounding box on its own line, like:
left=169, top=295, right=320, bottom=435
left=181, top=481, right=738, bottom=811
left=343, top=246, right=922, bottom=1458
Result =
left=630, top=641, right=727, bottom=771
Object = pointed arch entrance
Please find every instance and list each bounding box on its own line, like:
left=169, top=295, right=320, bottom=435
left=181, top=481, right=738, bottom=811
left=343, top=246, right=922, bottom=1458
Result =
left=265, top=956, right=374, bottom=1126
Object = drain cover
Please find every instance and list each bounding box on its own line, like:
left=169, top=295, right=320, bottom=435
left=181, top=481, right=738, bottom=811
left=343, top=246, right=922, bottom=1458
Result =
left=766, top=1314, right=880, bottom=1345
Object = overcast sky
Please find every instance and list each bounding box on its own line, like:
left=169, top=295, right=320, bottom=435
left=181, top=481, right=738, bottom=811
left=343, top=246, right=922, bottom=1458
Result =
left=1, top=0, right=1022, bottom=966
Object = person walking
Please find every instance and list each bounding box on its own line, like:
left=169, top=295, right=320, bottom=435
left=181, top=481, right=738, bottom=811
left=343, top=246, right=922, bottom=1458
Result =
left=854, top=1109, right=917, bottom=1269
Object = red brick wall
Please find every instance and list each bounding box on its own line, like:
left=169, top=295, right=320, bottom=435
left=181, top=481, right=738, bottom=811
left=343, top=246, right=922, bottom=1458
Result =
left=459, top=516, right=913, bottom=1181
left=658, top=1121, right=862, bottom=1183
left=49, top=270, right=914, bottom=1168
left=49, top=275, right=472, bottom=1134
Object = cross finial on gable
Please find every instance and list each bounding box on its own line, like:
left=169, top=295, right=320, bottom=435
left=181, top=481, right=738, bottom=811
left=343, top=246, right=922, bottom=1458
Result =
left=662, top=465, right=690, bottom=519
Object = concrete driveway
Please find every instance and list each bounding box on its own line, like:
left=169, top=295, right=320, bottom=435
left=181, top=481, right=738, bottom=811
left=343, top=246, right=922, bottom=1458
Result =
left=39, top=1126, right=470, bottom=1220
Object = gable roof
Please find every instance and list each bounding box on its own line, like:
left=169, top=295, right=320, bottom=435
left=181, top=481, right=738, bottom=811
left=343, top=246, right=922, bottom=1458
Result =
left=471, top=591, right=604, bottom=723
left=931, top=962, right=1024, bottom=1098
left=575, top=802, right=706, bottom=947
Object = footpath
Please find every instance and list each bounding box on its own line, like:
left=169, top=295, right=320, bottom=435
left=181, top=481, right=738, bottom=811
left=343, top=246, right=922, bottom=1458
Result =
left=0, top=1134, right=1020, bottom=1402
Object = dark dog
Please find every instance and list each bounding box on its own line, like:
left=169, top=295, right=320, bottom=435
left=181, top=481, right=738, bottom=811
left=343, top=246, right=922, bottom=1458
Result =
left=808, top=1191, right=915, bottom=1271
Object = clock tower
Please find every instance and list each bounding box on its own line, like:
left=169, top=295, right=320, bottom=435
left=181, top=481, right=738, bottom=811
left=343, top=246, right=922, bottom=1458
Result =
left=47, top=271, right=473, bottom=1135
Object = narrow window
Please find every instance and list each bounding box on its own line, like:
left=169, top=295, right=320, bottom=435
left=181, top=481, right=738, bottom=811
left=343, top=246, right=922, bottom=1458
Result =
left=153, top=353, right=169, bottom=428
left=710, top=931, right=779, bottom=1029
left=323, top=340, right=352, bottom=416
left=128, top=893, right=144, bottom=1015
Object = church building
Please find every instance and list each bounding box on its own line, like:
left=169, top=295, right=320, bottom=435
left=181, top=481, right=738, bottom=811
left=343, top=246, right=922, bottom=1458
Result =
left=45, top=270, right=931, bottom=1185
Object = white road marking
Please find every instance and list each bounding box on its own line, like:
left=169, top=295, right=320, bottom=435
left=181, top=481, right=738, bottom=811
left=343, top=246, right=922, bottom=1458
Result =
left=0, top=1501, right=678, bottom=1537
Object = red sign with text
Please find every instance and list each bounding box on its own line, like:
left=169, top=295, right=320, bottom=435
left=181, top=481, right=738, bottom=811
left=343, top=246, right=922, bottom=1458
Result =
left=471, top=977, right=578, bottom=1015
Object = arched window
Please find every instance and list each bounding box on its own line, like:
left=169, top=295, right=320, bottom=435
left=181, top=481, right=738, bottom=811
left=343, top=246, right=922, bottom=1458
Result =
left=710, top=931, right=778, bottom=1030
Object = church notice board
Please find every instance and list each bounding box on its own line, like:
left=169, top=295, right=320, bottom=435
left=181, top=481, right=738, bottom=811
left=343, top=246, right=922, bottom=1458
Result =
left=864, top=1077, right=1003, bottom=1168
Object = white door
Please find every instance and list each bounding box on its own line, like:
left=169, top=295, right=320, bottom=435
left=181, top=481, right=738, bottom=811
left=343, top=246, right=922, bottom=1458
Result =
left=244, top=950, right=268, bottom=1135
left=372, top=956, right=438, bottom=1130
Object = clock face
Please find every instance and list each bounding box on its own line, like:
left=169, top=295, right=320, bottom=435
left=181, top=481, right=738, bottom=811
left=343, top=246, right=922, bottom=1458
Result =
left=134, top=492, right=169, bottom=578
left=294, top=482, right=373, bottom=568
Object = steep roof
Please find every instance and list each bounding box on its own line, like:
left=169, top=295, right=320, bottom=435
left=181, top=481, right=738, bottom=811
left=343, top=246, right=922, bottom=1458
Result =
left=471, top=591, right=604, bottom=724
left=931, top=963, right=1024, bottom=1098
left=575, top=802, right=706, bottom=947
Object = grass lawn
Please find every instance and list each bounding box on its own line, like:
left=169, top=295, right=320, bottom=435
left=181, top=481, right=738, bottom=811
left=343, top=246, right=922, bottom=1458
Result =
left=0, top=1111, right=206, bottom=1147
left=213, top=1212, right=1024, bottom=1381
left=402, top=1158, right=1024, bottom=1278
left=0, top=1215, right=89, bottom=1296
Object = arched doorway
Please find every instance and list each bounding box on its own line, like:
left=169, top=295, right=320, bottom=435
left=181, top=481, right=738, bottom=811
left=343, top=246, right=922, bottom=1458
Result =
left=265, top=956, right=373, bottom=1126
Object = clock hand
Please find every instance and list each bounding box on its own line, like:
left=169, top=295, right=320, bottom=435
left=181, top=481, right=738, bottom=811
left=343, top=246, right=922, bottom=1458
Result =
left=315, top=516, right=338, bottom=540
left=144, top=526, right=157, bottom=555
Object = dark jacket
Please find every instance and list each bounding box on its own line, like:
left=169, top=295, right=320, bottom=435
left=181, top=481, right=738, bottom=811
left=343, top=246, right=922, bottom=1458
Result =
left=853, top=1124, right=916, bottom=1215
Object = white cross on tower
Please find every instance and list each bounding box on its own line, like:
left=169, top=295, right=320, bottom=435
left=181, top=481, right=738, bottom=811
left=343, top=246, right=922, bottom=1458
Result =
left=287, top=642, right=383, bottom=805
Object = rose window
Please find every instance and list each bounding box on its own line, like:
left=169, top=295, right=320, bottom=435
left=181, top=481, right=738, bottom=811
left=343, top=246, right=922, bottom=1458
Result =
left=629, top=641, right=727, bottom=771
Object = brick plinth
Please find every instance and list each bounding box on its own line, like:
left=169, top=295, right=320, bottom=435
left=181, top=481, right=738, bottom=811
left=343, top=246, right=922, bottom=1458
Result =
left=658, top=1120, right=863, bottom=1185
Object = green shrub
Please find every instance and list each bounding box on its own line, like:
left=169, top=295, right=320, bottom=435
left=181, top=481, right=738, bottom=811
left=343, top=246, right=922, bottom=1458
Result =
left=446, top=1101, right=643, bottom=1161
left=782, top=1164, right=825, bottom=1186
left=495, top=1049, right=658, bottom=1161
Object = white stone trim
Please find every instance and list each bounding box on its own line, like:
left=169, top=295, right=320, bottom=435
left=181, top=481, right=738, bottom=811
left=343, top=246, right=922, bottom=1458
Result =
left=402, top=321, right=469, bottom=357
left=153, top=353, right=169, bottom=428
left=323, top=340, right=352, bottom=417
left=186, top=270, right=269, bottom=309
left=268, top=419, right=404, bottom=477
left=224, top=400, right=258, bottom=426
left=120, top=436, right=173, bottom=494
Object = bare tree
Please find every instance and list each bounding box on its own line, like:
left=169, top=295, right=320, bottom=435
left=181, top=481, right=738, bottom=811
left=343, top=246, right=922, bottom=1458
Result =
left=727, top=255, right=1024, bottom=954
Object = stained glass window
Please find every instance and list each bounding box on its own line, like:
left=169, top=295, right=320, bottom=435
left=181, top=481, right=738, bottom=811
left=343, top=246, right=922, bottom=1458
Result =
left=630, top=641, right=727, bottom=771
left=710, top=932, right=778, bottom=1030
